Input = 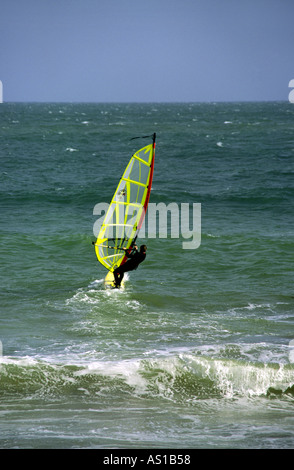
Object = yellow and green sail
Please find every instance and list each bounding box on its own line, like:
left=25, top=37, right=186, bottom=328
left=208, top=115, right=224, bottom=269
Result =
left=94, top=134, right=156, bottom=272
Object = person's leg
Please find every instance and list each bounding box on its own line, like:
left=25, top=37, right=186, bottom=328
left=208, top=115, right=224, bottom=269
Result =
left=114, top=266, right=124, bottom=287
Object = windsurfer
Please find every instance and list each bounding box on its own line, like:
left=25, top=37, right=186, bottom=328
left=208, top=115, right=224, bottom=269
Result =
left=114, top=244, right=147, bottom=288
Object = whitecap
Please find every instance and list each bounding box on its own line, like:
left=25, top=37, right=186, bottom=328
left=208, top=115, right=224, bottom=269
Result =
left=74, top=358, right=147, bottom=392
left=88, top=279, right=104, bottom=288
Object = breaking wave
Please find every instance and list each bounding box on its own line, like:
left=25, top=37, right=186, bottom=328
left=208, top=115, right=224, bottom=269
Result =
left=1, top=353, right=293, bottom=402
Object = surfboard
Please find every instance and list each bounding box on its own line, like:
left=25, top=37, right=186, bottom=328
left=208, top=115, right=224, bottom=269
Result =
left=104, top=270, right=125, bottom=290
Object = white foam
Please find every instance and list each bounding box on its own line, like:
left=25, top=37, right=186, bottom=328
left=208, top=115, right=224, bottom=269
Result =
left=0, top=355, right=39, bottom=366
left=181, top=353, right=294, bottom=398
left=88, top=279, right=104, bottom=288
left=74, top=358, right=147, bottom=392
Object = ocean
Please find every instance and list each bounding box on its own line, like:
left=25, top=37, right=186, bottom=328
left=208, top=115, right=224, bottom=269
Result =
left=0, top=102, right=293, bottom=450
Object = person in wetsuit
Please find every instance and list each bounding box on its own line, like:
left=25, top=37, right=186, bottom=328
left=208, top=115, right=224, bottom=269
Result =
left=114, top=244, right=147, bottom=288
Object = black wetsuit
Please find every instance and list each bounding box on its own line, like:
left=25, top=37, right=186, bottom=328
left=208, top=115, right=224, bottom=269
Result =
left=114, top=248, right=146, bottom=287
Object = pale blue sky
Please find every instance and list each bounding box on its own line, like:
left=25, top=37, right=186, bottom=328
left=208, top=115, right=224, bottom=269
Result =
left=1, top=0, right=294, bottom=102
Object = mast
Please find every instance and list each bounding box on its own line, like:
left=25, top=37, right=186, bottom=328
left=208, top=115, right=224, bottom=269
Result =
left=137, top=132, right=156, bottom=231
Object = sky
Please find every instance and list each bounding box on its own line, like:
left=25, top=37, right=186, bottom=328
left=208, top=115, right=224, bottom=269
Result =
left=1, top=0, right=294, bottom=102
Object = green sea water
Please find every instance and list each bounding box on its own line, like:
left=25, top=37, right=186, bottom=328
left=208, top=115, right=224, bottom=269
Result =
left=0, top=102, right=294, bottom=449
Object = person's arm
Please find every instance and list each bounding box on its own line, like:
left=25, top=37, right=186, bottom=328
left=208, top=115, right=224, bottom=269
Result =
left=123, top=244, right=138, bottom=258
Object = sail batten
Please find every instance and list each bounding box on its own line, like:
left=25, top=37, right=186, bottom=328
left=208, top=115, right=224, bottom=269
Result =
left=132, top=154, right=151, bottom=166
left=122, top=177, right=146, bottom=187
left=94, top=134, right=156, bottom=273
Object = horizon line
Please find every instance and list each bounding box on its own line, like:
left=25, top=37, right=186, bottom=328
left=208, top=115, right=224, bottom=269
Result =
left=0, top=99, right=289, bottom=105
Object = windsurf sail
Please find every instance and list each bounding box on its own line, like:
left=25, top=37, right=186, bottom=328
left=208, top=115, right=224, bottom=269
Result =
left=94, top=133, right=156, bottom=273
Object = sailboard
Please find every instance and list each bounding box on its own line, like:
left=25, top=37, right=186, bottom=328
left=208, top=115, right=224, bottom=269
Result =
left=93, top=133, right=156, bottom=289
